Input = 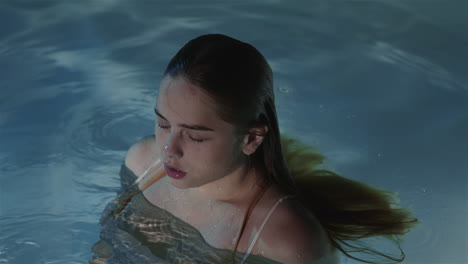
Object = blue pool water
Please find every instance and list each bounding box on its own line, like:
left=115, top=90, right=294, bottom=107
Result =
left=0, top=1, right=467, bottom=263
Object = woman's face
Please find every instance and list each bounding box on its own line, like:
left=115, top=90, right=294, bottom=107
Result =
left=155, top=76, right=246, bottom=189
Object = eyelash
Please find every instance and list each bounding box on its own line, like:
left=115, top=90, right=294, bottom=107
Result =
left=157, top=123, right=204, bottom=143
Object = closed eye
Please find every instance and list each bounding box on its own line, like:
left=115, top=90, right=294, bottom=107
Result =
left=157, top=123, right=204, bottom=143
left=189, top=137, right=204, bottom=143
left=157, top=123, right=170, bottom=129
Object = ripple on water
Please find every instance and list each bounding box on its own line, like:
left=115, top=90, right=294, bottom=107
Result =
left=413, top=223, right=440, bottom=251
left=65, top=104, right=153, bottom=161
left=0, top=212, right=97, bottom=263
left=398, top=187, right=441, bottom=249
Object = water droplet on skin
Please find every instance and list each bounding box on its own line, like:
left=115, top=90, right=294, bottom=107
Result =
left=297, top=253, right=303, bottom=258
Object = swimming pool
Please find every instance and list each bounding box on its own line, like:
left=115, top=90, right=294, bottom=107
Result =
left=0, top=0, right=467, bottom=263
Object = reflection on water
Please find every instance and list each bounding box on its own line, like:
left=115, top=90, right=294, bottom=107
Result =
left=0, top=0, right=466, bottom=263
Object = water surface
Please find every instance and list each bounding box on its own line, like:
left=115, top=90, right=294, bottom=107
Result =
left=0, top=1, right=467, bottom=263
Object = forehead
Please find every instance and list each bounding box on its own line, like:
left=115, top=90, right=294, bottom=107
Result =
left=158, top=76, right=199, bottom=104
left=156, top=77, right=228, bottom=129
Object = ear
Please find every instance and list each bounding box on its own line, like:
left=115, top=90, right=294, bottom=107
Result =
left=242, top=125, right=269, bottom=155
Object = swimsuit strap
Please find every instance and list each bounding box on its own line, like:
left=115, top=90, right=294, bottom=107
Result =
left=135, top=158, right=163, bottom=185
left=231, top=182, right=272, bottom=254
left=134, top=159, right=166, bottom=192
left=240, top=194, right=296, bottom=264
left=113, top=159, right=165, bottom=217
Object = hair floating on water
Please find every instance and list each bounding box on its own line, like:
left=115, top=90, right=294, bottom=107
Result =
left=281, top=135, right=420, bottom=264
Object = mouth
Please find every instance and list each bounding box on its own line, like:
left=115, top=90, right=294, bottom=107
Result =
left=164, top=163, right=186, bottom=179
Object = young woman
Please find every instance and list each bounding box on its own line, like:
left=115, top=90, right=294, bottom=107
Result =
left=91, top=34, right=418, bottom=264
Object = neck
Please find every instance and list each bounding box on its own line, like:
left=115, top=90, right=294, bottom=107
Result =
left=188, top=164, right=266, bottom=205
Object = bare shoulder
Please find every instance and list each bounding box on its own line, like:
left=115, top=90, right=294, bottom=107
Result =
left=124, top=135, right=159, bottom=176
left=255, top=198, right=339, bottom=264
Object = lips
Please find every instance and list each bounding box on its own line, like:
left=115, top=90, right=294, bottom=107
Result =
left=164, top=163, right=186, bottom=179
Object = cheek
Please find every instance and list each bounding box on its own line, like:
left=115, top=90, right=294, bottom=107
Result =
left=196, top=141, right=239, bottom=169
left=155, top=131, right=167, bottom=153
left=194, top=152, right=232, bottom=180
left=155, top=128, right=164, bottom=139
left=183, top=142, right=220, bottom=168
left=155, top=125, right=168, bottom=143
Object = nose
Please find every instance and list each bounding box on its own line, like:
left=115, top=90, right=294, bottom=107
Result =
left=163, top=133, right=183, bottom=159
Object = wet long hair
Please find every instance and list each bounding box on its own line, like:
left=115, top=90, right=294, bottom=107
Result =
left=163, top=34, right=419, bottom=264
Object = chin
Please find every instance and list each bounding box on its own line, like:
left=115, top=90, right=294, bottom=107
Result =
left=169, top=176, right=213, bottom=190
left=168, top=178, right=195, bottom=189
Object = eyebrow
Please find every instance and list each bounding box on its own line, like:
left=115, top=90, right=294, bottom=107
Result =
left=154, top=108, right=215, bottom=132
